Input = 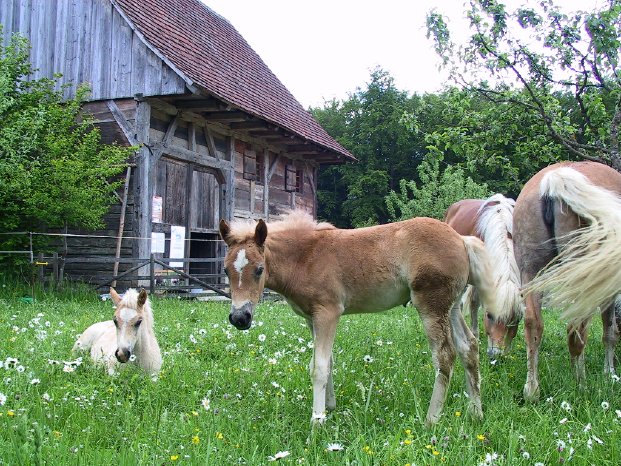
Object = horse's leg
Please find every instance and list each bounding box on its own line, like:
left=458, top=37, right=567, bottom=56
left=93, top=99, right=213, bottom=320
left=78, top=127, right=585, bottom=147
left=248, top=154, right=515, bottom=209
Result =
left=414, top=292, right=456, bottom=426
left=310, top=309, right=339, bottom=424
left=305, top=318, right=336, bottom=412
left=523, top=273, right=544, bottom=402
left=449, top=298, right=482, bottom=419
left=602, top=300, right=619, bottom=375
left=567, top=319, right=591, bottom=387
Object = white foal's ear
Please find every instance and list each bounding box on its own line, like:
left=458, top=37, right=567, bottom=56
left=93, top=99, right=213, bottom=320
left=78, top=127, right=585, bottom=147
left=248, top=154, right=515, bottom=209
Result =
left=255, top=219, right=268, bottom=247
left=219, top=219, right=232, bottom=246
left=110, top=287, right=122, bottom=306
left=138, top=288, right=148, bottom=308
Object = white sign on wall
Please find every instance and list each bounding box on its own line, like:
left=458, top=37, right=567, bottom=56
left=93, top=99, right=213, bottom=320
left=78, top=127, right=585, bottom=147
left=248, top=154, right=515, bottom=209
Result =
left=151, top=232, right=165, bottom=254
left=169, top=225, right=186, bottom=268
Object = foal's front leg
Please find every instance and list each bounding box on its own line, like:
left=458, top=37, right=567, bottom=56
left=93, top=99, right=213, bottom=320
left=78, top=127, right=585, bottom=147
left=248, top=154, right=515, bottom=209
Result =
left=310, top=309, right=339, bottom=424
left=305, top=319, right=336, bottom=412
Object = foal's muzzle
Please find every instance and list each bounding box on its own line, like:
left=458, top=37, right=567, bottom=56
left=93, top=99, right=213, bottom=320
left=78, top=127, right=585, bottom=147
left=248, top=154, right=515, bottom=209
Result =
left=115, top=348, right=130, bottom=363
left=229, top=302, right=253, bottom=330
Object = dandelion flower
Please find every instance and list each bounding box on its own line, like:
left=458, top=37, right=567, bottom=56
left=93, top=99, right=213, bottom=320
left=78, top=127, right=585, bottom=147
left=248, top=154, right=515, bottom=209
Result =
left=267, top=450, right=290, bottom=461
left=326, top=443, right=344, bottom=451
left=477, top=434, right=486, bottom=441
left=363, top=355, right=374, bottom=363
left=192, top=435, right=200, bottom=445
left=170, top=455, right=179, bottom=461
left=455, top=411, right=461, bottom=417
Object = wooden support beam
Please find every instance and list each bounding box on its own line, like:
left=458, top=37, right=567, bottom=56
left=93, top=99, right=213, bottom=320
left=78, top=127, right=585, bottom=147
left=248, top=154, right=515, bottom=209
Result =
left=203, top=111, right=248, bottom=122
left=106, top=100, right=138, bottom=145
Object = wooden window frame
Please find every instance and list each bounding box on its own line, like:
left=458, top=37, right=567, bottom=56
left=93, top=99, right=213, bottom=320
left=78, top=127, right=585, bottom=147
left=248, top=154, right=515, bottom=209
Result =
left=285, top=164, right=303, bottom=193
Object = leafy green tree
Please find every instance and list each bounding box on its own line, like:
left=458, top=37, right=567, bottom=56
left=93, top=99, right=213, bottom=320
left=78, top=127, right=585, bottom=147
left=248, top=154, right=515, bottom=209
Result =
left=386, top=149, right=491, bottom=221
left=312, top=68, right=426, bottom=227
left=0, top=32, right=132, bottom=265
left=426, top=0, right=621, bottom=170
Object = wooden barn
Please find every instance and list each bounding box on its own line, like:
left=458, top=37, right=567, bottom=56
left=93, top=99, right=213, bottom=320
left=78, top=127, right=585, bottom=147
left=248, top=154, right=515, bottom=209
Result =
left=0, top=0, right=354, bottom=290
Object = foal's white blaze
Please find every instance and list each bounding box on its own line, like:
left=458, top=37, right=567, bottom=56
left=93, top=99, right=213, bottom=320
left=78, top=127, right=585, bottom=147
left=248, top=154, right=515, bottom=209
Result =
left=233, top=249, right=249, bottom=287
left=119, top=308, right=138, bottom=321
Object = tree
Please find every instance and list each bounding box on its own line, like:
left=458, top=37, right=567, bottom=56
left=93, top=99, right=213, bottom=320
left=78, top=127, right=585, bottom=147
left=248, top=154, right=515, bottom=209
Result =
left=312, top=68, right=426, bottom=227
left=386, top=149, right=491, bottom=221
left=426, top=0, right=621, bottom=170
left=0, top=32, right=132, bottom=265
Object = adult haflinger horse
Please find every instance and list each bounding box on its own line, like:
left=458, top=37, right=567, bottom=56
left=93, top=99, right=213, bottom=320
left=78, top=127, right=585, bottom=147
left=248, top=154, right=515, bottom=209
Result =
left=444, top=194, right=522, bottom=357
left=514, top=161, right=621, bottom=401
left=219, top=211, right=504, bottom=426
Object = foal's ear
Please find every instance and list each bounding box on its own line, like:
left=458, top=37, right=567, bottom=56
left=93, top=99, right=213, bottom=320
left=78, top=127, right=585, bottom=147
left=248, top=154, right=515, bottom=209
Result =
left=255, top=219, right=268, bottom=247
left=110, top=287, right=122, bottom=306
left=137, top=288, right=148, bottom=308
left=219, top=219, right=232, bottom=245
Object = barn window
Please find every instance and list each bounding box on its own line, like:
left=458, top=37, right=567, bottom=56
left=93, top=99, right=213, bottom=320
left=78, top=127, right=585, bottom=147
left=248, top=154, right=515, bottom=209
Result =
left=285, top=164, right=303, bottom=193
left=243, top=149, right=257, bottom=181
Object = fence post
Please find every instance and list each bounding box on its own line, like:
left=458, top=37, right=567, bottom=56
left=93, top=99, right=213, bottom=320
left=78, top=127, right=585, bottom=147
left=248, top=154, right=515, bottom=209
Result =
left=52, top=252, right=59, bottom=286
left=37, top=252, right=44, bottom=284
left=150, top=254, right=155, bottom=294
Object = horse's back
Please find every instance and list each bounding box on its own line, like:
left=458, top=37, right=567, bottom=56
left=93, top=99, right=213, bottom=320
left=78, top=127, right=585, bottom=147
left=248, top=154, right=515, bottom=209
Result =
left=444, top=199, right=483, bottom=237
left=73, top=320, right=114, bottom=352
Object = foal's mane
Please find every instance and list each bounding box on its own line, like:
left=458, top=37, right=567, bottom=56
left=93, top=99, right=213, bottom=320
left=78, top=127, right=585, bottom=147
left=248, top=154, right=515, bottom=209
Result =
left=116, top=288, right=153, bottom=318
left=228, top=210, right=335, bottom=242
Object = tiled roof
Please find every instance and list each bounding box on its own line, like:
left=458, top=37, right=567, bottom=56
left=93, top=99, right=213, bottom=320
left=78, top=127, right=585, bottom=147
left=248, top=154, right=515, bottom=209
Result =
left=111, top=0, right=355, bottom=162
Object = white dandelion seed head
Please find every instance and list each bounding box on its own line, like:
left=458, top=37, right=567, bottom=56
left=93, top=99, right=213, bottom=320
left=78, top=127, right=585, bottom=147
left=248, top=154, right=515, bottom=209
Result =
left=16, top=365, right=25, bottom=373
left=258, top=334, right=266, bottom=342
left=128, top=354, right=137, bottom=362
left=30, top=378, right=40, bottom=385
left=363, top=355, right=374, bottom=363
left=601, top=401, right=610, bottom=410
left=0, top=393, right=6, bottom=406
left=522, top=451, right=530, bottom=459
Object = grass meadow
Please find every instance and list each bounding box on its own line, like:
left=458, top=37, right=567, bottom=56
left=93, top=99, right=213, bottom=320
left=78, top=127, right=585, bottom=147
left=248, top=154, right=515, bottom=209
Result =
left=0, top=285, right=620, bottom=465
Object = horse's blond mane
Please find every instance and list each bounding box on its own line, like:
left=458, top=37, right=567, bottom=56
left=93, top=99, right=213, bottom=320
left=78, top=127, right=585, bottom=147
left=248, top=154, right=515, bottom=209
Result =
left=116, top=288, right=153, bottom=319
left=228, top=210, right=335, bottom=242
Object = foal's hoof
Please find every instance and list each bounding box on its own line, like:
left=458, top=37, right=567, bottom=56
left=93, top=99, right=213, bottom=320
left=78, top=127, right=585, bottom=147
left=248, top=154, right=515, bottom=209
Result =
left=424, top=414, right=441, bottom=428
left=523, top=383, right=540, bottom=403
left=311, top=412, right=327, bottom=426
left=467, top=403, right=484, bottom=421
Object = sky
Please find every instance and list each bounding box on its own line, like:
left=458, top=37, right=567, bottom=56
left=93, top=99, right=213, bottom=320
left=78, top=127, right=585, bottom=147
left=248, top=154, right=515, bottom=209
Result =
left=203, top=0, right=602, bottom=109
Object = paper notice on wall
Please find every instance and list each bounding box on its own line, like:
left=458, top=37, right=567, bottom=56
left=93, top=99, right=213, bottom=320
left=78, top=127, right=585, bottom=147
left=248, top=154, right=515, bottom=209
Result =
left=151, top=232, right=165, bottom=254
left=152, top=196, right=163, bottom=223
left=169, top=225, right=185, bottom=268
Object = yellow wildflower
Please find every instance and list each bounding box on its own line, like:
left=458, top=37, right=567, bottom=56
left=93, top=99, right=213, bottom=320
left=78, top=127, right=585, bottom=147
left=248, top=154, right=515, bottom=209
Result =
left=216, top=432, right=224, bottom=440
left=477, top=434, right=486, bottom=441
left=7, top=410, right=15, bottom=417
left=455, top=411, right=461, bottom=417
left=170, top=455, right=179, bottom=461
left=192, top=435, right=200, bottom=445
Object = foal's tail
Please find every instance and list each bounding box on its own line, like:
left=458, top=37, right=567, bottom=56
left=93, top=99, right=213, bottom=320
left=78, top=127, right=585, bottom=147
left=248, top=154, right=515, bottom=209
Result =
left=462, top=236, right=502, bottom=321
left=526, top=166, right=621, bottom=326
left=476, top=194, right=523, bottom=323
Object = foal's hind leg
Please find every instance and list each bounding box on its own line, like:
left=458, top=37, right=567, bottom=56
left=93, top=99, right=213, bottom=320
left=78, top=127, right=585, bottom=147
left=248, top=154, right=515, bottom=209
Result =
left=449, top=299, right=483, bottom=420
left=568, top=319, right=591, bottom=388
left=523, top=277, right=544, bottom=402
left=602, top=301, right=620, bottom=375
left=461, top=285, right=480, bottom=338
left=310, top=308, right=340, bottom=424
left=413, top=293, right=457, bottom=426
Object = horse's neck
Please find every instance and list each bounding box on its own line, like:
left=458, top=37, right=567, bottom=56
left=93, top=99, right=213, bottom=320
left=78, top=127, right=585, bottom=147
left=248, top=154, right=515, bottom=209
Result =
left=264, top=231, right=313, bottom=297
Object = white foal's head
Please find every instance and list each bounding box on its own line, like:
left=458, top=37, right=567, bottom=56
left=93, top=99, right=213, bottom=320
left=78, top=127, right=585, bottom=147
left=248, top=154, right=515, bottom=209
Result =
left=110, top=287, right=148, bottom=363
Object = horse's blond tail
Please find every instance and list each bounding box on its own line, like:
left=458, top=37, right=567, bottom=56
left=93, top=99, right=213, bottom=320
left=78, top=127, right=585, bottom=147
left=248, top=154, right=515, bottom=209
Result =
left=476, top=194, right=523, bottom=323
left=526, top=166, right=621, bottom=326
left=462, top=235, right=502, bottom=321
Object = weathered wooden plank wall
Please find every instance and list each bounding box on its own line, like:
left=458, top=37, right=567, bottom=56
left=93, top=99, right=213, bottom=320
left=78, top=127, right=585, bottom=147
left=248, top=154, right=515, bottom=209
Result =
left=0, top=0, right=187, bottom=100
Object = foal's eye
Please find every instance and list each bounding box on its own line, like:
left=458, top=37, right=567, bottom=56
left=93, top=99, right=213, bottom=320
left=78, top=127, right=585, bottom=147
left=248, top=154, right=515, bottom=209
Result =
left=486, top=312, right=494, bottom=322
left=134, top=319, right=143, bottom=328
left=255, top=265, right=264, bottom=277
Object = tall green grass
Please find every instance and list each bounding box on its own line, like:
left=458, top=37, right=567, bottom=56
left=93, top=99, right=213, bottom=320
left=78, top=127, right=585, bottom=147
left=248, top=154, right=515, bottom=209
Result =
left=0, top=288, right=619, bottom=465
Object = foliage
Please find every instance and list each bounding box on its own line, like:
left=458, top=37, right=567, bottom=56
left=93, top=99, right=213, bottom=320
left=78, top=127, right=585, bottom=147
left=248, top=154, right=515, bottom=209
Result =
left=386, top=149, right=491, bottom=221
left=0, top=31, right=132, bottom=265
left=0, top=289, right=619, bottom=464
left=312, top=68, right=425, bottom=227
left=426, top=0, right=621, bottom=170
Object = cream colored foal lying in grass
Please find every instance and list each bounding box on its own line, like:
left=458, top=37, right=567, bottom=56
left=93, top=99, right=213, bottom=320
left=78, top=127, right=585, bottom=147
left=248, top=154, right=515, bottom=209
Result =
left=73, top=288, right=161, bottom=376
